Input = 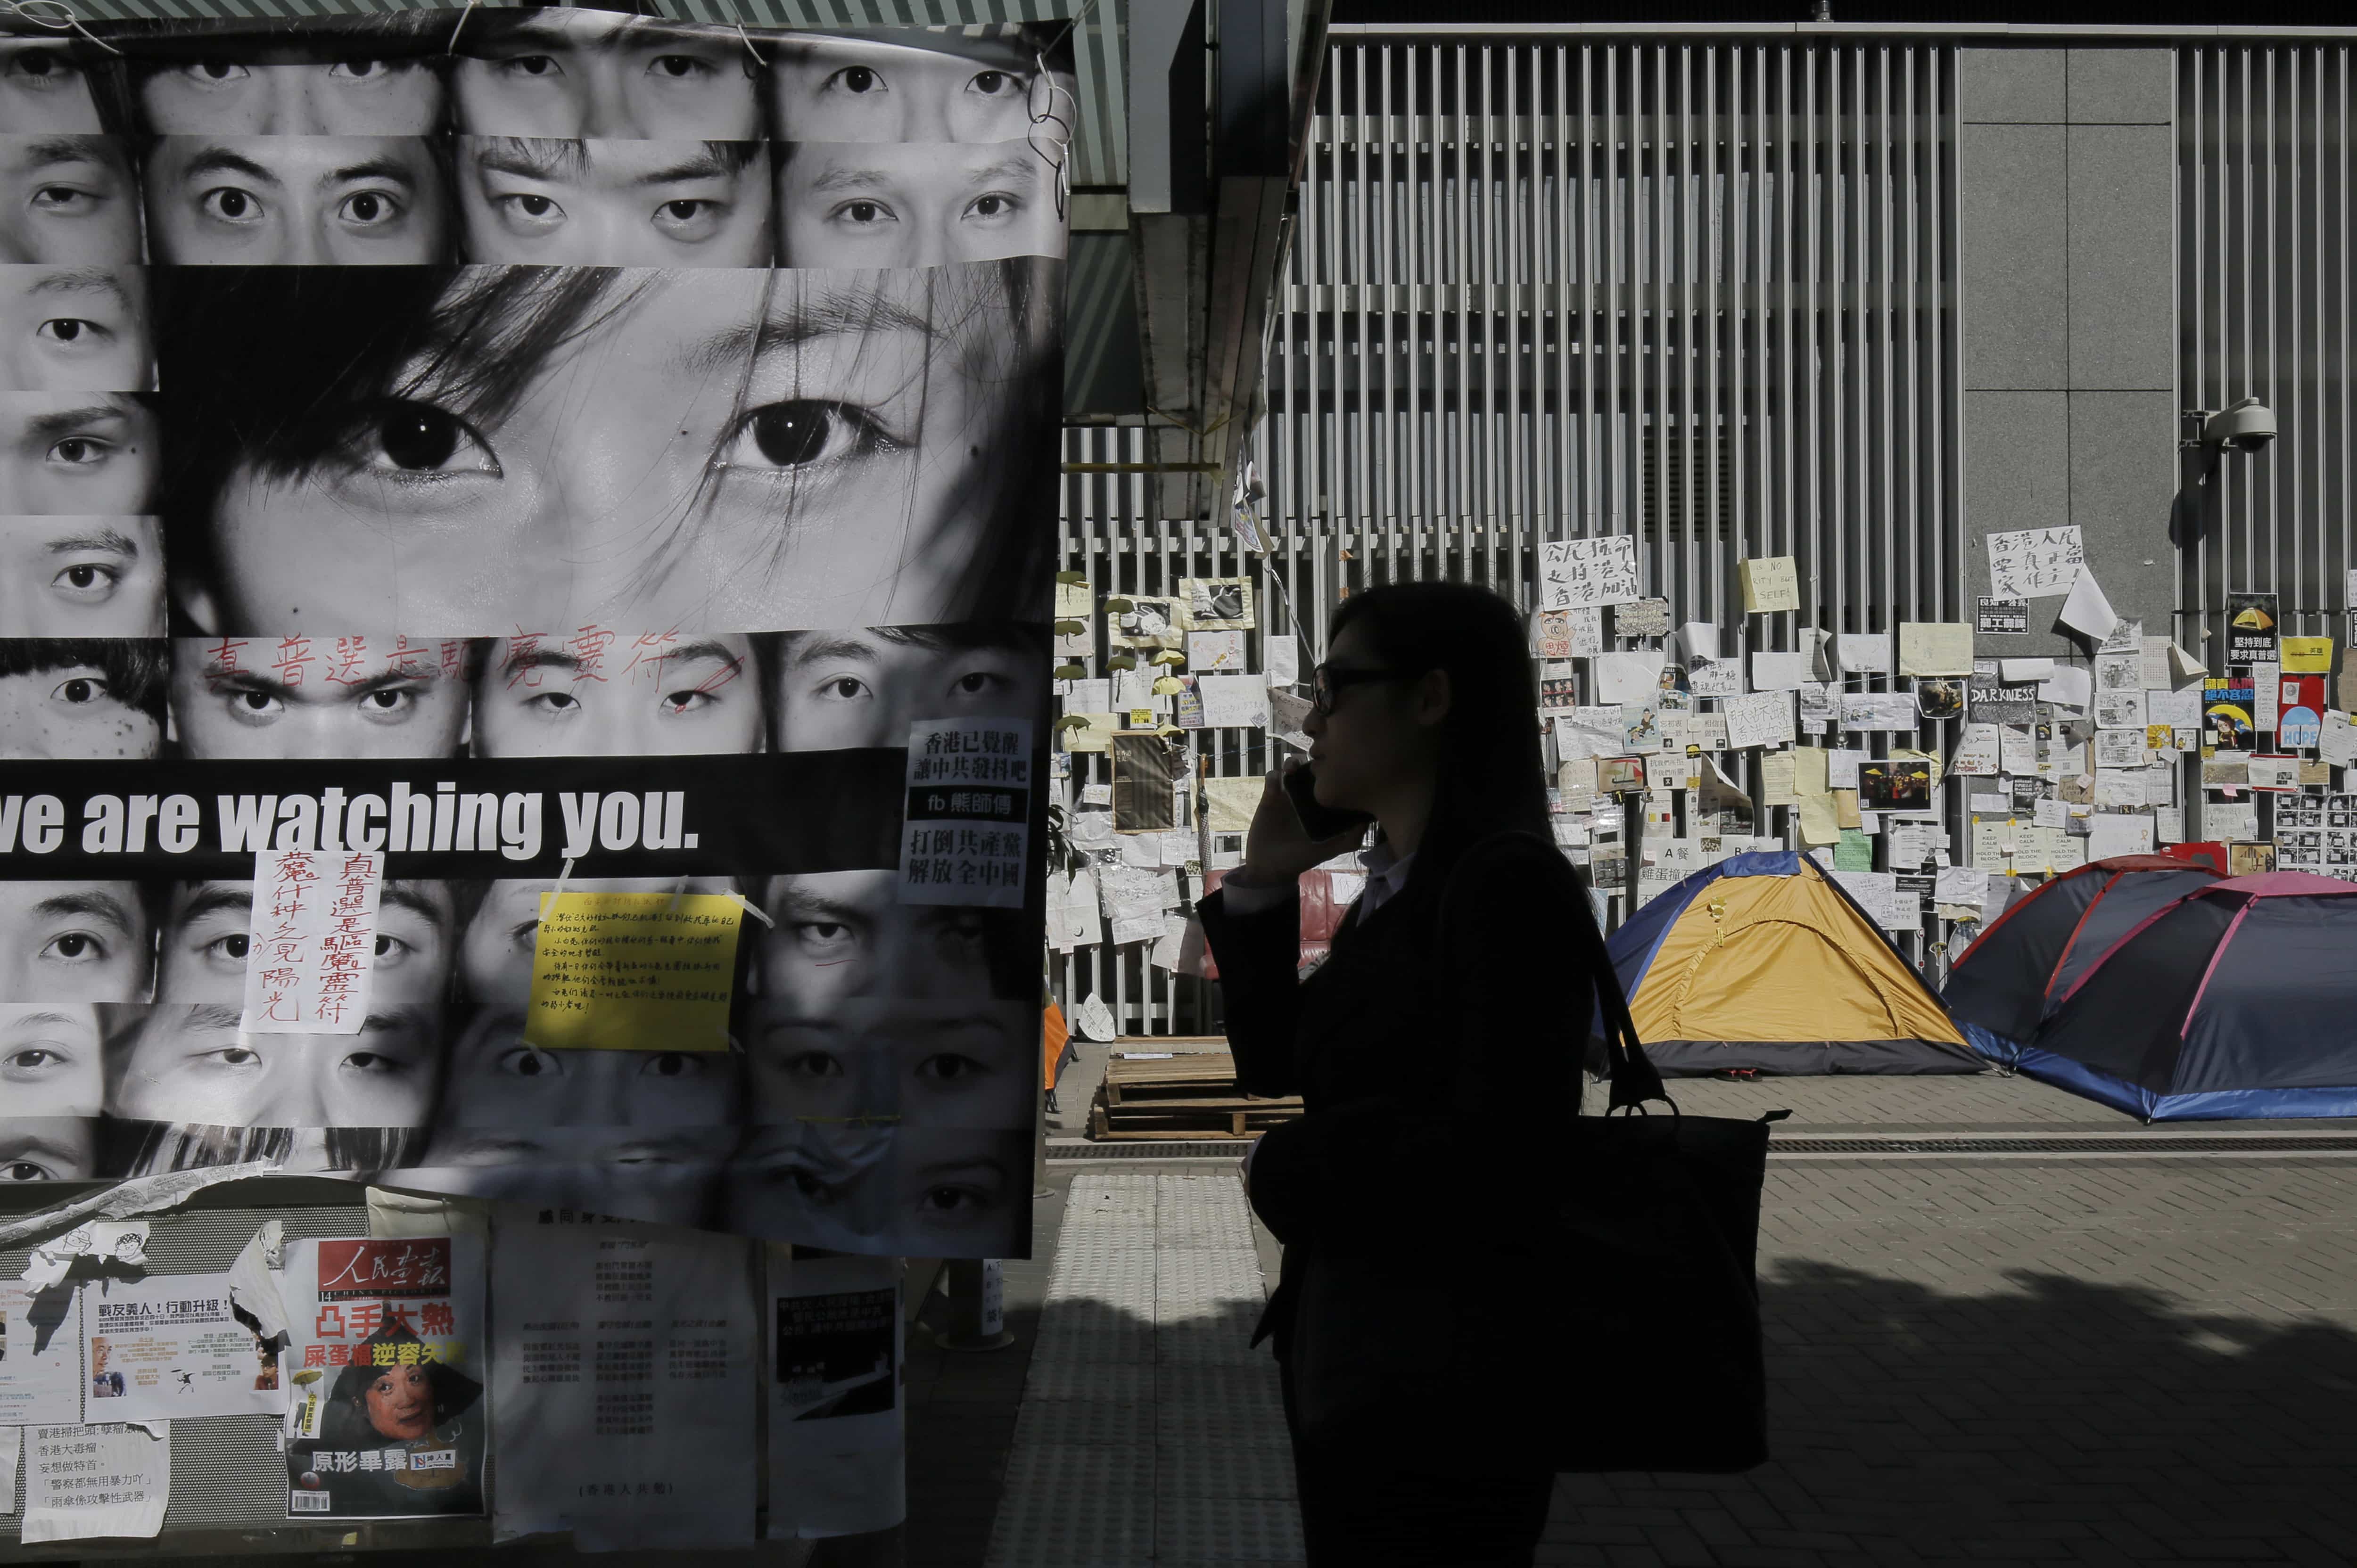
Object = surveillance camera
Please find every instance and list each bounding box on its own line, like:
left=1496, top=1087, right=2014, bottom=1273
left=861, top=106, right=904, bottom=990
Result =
left=2204, top=396, right=2275, bottom=453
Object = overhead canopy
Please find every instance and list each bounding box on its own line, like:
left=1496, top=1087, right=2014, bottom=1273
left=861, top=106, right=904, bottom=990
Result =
left=1607, top=852, right=1979, bottom=1076
left=1942, top=856, right=2224, bottom=1061
left=2011, top=872, right=2357, bottom=1120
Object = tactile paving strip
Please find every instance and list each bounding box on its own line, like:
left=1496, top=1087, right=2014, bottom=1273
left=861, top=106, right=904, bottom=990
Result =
left=1013, top=1396, right=1157, bottom=1450
left=1026, top=1360, right=1154, bottom=1404
left=1155, top=1494, right=1309, bottom=1561
left=1029, top=1325, right=1158, bottom=1366
left=1157, top=1439, right=1299, bottom=1500
left=989, top=1164, right=1300, bottom=1563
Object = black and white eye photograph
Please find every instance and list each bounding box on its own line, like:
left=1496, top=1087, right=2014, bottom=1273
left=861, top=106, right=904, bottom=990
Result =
left=454, top=137, right=773, bottom=267
left=773, top=137, right=1064, bottom=270
left=141, top=135, right=451, bottom=265
left=155, top=261, right=1060, bottom=636
left=452, top=9, right=763, bottom=142
left=0, top=263, right=149, bottom=390
left=0, top=514, right=164, bottom=634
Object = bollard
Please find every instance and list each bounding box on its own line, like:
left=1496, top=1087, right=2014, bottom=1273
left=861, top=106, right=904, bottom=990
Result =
left=934, top=1257, right=1014, bottom=1352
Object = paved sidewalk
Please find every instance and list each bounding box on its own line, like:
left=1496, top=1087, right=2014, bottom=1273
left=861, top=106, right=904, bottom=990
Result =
left=963, top=1150, right=2357, bottom=1568
left=984, top=1171, right=1300, bottom=1568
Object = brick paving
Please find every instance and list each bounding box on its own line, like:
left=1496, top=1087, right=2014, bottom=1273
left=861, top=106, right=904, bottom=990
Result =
left=948, top=1055, right=2357, bottom=1567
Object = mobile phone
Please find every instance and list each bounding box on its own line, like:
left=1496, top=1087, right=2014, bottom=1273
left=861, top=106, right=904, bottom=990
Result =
left=1284, top=763, right=1374, bottom=841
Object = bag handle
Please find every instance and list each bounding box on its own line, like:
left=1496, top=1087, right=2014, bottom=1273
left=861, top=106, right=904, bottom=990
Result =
left=1438, top=830, right=1674, bottom=1118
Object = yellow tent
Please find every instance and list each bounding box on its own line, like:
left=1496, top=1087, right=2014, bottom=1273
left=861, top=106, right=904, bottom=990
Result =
left=1607, top=852, right=1980, bottom=1075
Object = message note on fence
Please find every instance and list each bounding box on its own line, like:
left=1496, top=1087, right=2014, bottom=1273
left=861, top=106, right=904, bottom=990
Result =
left=526, top=892, right=744, bottom=1052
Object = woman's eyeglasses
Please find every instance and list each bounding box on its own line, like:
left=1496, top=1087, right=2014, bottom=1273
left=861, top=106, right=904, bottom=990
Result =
left=1310, top=663, right=1403, bottom=717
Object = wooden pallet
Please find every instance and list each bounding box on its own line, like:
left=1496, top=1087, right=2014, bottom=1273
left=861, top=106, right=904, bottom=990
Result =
left=1090, top=1048, right=1305, bottom=1140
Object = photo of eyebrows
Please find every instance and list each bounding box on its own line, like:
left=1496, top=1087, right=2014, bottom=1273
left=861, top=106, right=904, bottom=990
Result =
left=767, top=621, right=1047, bottom=751
left=142, top=135, right=450, bottom=264
left=167, top=634, right=473, bottom=758
left=745, top=996, right=1035, bottom=1131
left=457, top=138, right=773, bottom=266
left=0, top=1115, right=97, bottom=1181
left=775, top=139, right=1063, bottom=270
left=0, top=637, right=165, bottom=758
left=101, top=999, right=446, bottom=1132
left=0, top=884, right=153, bottom=1003
left=0, top=265, right=147, bottom=390
left=0, top=391, right=152, bottom=513
left=766, top=31, right=1074, bottom=148
left=471, top=631, right=762, bottom=756
left=0, top=136, right=142, bottom=263
left=759, top=870, right=1034, bottom=1011
left=129, top=49, right=443, bottom=137
left=0, top=516, right=164, bottom=635
left=0, top=39, right=105, bottom=134
left=724, top=1123, right=1026, bottom=1256
left=155, top=261, right=1060, bottom=636
left=152, top=878, right=460, bottom=1004
left=0, top=1005, right=107, bottom=1117
left=453, top=10, right=761, bottom=140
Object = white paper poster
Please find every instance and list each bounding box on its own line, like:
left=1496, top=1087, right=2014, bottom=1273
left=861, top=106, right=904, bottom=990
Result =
left=1722, top=692, right=1797, bottom=752
left=1538, top=535, right=1643, bottom=609
left=0, top=1281, right=85, bottom=1427
left=1836, top=632, right=1893, bottom=674
left=1949, top=724, right=2002, bottom=776
left=1840, top=692, right=1920, bottom=732
left=240, top=847, right=386, bottom=1034
left=1595, top=652, right=1668, bottom=705
left=1185, top=630, right=1246, bottom=674
left=768, top=1251, right=904, bottom=1541
left=1748, top=651, right=1817, bottom=692
left=1194, top=674, right=1272, bottom=730
left=2059, top=574, right=2118, bottom=641
left=1986, top=526, right=2085, bottom=597
left=2087, top=814, right=2157, bottom=860
left=83, top=1273, right=283, bottom=1423
left=492, top=1221, right=758, bottom=1550
left=19, top=1422, right=169, bottom=1543
left=898, top=717, right=1033, bottom=910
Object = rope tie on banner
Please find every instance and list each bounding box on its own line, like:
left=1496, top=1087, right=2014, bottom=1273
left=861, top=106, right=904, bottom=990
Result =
left=731, top=892, right=774, bottom=929
left=0, top=1, right=120, bottom=56
left=445, top=0, right=478, bottom=55
left=734, top=20, right=765, bottom=68
left=1026, top=47, right=1078, bottom=221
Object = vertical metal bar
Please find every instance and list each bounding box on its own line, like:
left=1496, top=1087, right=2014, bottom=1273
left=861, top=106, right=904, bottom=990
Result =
left=1582, top=43, right=1598, bottom=543
left=1607, top=44, right=1624, bottom=552
left=1652, top=43, right=1670, bottom=603
left=1506, top=43, right=1526, bottom=601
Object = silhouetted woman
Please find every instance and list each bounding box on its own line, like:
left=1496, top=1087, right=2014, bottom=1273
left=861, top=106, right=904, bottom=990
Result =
left=1200, top=580, right=1611, bottom=1567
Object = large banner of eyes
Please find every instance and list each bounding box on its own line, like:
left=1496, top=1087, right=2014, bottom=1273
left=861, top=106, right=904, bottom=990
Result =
left=0, top=9, right=1067, bottom=1260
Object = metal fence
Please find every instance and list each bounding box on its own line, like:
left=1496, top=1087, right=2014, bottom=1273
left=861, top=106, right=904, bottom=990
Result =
left=2180, top=45, right=2357, bottom=668
left=1059, top=38, right=1967, bottom=1035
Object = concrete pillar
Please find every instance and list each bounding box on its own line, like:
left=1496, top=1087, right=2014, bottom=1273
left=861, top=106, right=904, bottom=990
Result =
left=1961, top=46, right=2177, bottom=659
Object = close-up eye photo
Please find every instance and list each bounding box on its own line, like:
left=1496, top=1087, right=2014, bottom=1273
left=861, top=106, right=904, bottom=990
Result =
left=774, top=138, right=1062, bottom=271
left=142, top=135, right=450, bottom=265
left=0, top=265, right=150, bottom=392
left=0, top=515, right=165, bottom=634
left=456, top=137, right=773, bottom=266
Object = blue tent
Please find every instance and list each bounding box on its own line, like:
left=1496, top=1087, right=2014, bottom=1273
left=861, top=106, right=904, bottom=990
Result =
left=1990, top=871, right=2357, bottom=1120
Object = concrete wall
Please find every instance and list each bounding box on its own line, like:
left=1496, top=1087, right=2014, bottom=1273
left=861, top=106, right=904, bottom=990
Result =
left=1960, top=47, right=2177, bottom=658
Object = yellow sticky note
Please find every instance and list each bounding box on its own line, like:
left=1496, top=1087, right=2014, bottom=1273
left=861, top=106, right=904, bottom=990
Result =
left=1739, top=556, right=1801, bottom=614
left=1792, top=746, right=1830, bottom=798
left=1796, top=792, right=1841, bottom=847
left=1897, top=622, right=1974, bottom=677
left=1759, top=749, right=1798, bottom=807
left=1833, top=788, right=1863, bottom=830
left=1062, top=713, right=1118, bottom=753
left=1203, top=775, right=1263, bottom=833
left=2281, top=637, right=2334, bottom=673
left=526, top=892, right=742, bottom=1052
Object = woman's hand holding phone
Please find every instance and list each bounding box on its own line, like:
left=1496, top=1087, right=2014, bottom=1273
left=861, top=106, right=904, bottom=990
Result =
left=1230, top=762, right=1367, bottom=890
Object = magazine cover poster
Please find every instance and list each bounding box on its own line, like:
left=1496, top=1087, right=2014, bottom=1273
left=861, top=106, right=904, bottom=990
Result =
left=280, top=1235, right=486, bottom=1520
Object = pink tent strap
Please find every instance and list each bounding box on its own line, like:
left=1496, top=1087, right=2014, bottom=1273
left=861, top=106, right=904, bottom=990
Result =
left=2200, top=870, right=2357, bottom=898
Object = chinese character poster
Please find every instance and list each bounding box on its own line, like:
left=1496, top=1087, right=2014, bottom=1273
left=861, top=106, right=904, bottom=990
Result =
left=0, top=9, right=1061, bottom=1261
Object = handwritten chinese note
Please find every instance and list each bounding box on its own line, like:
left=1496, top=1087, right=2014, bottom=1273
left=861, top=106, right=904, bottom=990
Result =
left=240, top=848, right=384, bottom=1035
left=525, top=892, right=744, bottom=1052
left=1538, top=535, right=1642, bottom=610
left=1986, top=526, right=2085, bottom=598
left=899, top=717, right=1033, bottom=909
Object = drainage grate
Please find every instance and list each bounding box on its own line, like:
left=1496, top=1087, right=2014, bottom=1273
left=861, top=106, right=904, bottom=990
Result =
left=1049, top=1133, right=2357, bottom=1160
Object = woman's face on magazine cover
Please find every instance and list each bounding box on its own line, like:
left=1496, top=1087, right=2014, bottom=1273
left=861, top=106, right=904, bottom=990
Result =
left=363, top=1361, right=434, bottom=1440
